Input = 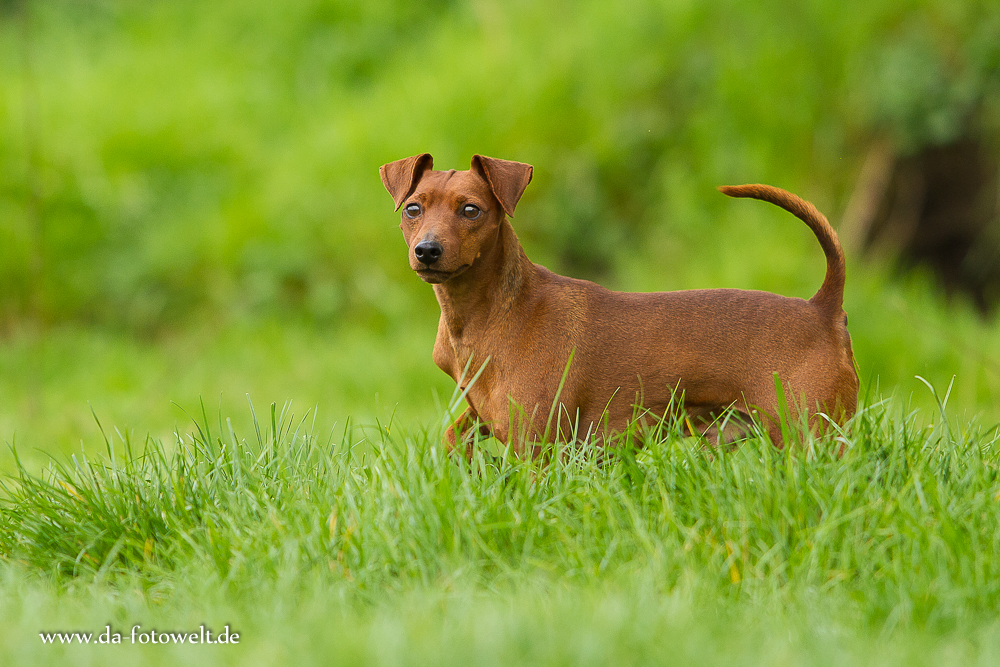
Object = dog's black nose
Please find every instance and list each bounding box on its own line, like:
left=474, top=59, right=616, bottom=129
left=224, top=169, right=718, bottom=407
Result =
left=414, top=240, right=443, bottom=265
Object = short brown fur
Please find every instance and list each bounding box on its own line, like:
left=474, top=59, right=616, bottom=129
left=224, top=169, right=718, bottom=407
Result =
left=380, top=153, right=859, bottom=456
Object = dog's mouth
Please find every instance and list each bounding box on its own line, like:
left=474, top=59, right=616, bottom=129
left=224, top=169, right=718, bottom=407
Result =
left=415, top=264, right=470, bottom=284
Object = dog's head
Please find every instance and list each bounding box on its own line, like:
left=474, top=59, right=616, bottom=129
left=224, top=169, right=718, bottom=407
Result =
left=379, top=154, right=533, bottom=284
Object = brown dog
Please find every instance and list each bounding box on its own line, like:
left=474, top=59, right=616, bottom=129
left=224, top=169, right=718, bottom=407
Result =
left=380, top=153, right=858, bottom=455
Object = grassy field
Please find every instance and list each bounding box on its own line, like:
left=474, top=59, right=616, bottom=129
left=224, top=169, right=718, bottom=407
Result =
left=3, top=0, right=1000, bottom=664
left=3, top=388, right=1000, bottom=665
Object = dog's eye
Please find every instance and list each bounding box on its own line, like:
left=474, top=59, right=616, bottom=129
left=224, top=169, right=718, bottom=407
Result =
left=404, top=203, right=422, bottom=218
left=461, top=204, right=481, bottom=220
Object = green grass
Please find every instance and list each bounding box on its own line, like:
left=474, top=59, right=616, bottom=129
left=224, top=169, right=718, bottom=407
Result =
left=2, top=385, right=1000, bottom=664
left=0, top=319, right=450, bottom=473
left=6, top=566, right=1000, bottom=667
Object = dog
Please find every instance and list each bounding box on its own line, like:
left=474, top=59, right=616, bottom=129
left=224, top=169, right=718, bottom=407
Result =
left=380, top=153, right=859, bottom=456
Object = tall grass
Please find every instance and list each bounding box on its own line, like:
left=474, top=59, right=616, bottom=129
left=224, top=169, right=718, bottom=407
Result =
left=3, top=391, right=998, bottom=629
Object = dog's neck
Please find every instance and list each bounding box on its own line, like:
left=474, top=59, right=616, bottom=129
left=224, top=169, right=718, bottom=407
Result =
left=432, top=219, right=532, bottom=339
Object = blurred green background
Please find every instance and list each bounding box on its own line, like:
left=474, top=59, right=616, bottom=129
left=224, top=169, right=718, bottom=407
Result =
left=1, top=0, right=999, bottom=468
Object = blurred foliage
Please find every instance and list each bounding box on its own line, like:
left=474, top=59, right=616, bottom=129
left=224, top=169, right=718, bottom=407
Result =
left=2, top=0, right=998, bottom=332
left=861, top=3, right=1000, bottom=153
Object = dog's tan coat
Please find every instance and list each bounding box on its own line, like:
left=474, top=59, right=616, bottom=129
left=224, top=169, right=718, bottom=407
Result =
left=381, top=154, right=858, bottom=455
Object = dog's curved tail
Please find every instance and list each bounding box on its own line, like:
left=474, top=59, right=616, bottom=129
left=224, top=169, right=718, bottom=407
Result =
left=718, top=184, right=846, bottom=319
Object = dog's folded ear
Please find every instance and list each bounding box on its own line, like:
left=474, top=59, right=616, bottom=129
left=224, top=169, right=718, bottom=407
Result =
left=471, top=155, right=533, bottom=218
left=380, top=153, right=434, bottom=210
